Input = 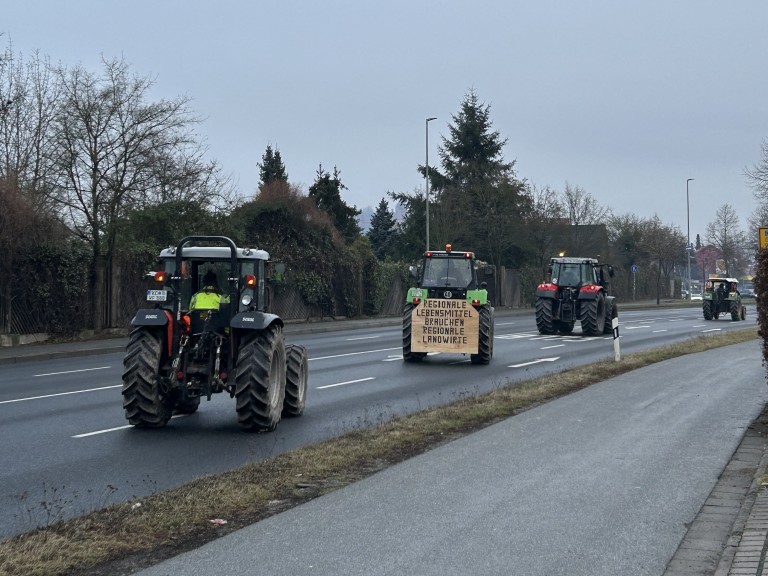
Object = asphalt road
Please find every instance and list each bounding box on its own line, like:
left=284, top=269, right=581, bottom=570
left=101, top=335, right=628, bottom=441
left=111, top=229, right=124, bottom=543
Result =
left=0, top=305, right=758, bottom=538
left=133, top=339, right=768, bottom=576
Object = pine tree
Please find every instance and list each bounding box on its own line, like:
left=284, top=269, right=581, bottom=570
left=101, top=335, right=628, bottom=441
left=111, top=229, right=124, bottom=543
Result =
left=308, top=165, right=361, bottom=241
left=367, top=197, right=399, bottom=260
left=258, top=144, right=288, bottom=187
left=432, top=89, right=529, bottom=266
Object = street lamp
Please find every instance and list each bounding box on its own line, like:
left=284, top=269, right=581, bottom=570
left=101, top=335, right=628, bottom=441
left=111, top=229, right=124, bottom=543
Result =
left=686, top=178, right=694, bottom=296
left=425, top=117, right=437, bottom=251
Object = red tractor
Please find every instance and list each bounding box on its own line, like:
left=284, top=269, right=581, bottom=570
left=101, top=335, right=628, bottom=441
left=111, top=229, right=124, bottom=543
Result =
left=535, top=257, right=617, bottom=336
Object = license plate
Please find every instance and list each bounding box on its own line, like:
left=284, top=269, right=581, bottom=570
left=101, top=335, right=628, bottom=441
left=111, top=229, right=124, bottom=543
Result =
left=146, top=289, right=168, bottom=302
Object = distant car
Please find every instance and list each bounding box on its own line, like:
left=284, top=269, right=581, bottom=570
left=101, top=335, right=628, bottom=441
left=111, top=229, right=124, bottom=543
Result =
left=690, top=292, right=703, bottom=301
left=742, top=288, right=755, bottom=299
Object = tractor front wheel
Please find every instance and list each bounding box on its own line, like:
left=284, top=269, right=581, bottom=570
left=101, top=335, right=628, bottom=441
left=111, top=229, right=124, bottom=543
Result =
left=471, top=305, right=494, bottom=365
left=703, top=300, right=713, bottom=320
left=283, top=344, right=308, bottom=417
left=122, top=328, right=173, bottom=428
left=402, top=304, right=426, bottom=362
left=234, top=326, right=286, bottom=431
left=730, top=300, right=740, bottom=321
left=535, top=297, right=556, bottom=335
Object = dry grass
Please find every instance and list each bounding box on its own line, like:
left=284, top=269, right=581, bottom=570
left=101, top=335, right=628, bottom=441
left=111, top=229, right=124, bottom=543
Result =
left=0, top=328, right=759, bottom=576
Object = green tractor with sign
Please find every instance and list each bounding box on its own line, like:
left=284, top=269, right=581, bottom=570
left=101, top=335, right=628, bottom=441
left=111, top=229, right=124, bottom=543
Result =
left=402, top=244, right=494, bottom=364
left=703, top=275, right=746, bottom=321
left=122, top=236, right=308, bottom=432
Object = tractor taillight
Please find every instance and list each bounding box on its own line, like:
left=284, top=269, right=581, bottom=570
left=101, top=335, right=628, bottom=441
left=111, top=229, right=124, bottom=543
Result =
left=154, top=270, right=166, bottom=283
left=412, top=297, right=421, bottom=305
left=464, top=252, right=472, bottom=259
left=176, top=371, right=184, bottom=380
left=245, top=274, right=256, bottom=288
left=471, top=299, right=481, bottom=307
left=425, top=251, right=433, bottom=257
left=219, top=371, right=228, bottom=381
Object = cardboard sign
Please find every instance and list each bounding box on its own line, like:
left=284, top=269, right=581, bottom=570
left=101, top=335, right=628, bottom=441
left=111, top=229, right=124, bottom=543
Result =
left=411, top=299, right=479, bottom=354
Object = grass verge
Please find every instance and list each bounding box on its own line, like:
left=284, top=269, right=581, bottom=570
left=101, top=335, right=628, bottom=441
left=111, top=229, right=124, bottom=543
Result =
left=0, top=328, right=760, bottom=576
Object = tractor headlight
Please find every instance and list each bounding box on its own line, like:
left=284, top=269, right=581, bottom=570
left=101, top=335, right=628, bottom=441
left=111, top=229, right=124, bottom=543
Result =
left=241, top=294, right=253, bottom=306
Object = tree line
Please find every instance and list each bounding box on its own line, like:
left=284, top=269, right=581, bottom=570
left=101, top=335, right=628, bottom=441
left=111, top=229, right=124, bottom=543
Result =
left=0, top=42, right=763, bottom=335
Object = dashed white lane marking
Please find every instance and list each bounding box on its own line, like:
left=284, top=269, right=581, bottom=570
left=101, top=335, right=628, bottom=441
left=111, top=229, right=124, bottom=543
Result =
left=0, top=385, right=121, bottom=405
left=34, top=366, right=111, bottom=377
left=316, top=377, right=376, bottom=390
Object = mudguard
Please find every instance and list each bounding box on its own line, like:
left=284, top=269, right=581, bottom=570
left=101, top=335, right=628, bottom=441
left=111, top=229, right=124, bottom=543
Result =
left=131, top=309, right=170, bottom=326
left=230, top=311, right=283, bottom=331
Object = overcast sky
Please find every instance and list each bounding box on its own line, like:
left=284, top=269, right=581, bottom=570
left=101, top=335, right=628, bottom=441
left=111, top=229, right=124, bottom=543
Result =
left=4, top=1, right=767, bottom=241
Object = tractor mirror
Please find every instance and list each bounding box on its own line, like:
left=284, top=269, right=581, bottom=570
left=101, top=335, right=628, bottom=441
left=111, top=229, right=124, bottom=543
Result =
left=409, top=265, right=419, bottom=279
left=480, top=281, right=487, bottom=289
left=607, top=265, right=615, bottom=278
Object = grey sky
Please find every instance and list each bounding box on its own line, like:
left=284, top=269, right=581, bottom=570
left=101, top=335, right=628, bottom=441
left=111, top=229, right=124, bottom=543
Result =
left=4, top=1, right=766, bottom=242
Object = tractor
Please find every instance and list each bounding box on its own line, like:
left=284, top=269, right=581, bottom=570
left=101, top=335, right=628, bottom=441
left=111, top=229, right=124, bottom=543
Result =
left=402, top=244, right=494, bottom=364
left=122, top=236, right=308, bottom=431
left=535, top=256, right=617, bottom=336
left=702, top=275, right=746, bottom=321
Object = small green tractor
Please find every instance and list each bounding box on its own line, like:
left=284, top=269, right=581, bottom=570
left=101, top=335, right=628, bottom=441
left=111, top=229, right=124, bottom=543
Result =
left=122, top=236, right=308, bottom=431
left=702, top=275, right=746, bottom=321
left=402, top=244, right=494, bottom=364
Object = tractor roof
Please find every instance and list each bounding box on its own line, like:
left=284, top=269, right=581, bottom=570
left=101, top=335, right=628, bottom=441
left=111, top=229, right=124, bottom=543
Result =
left=550, top=257, right=599, bottom=264
left=708, top=275, right=738, bottom=283
left=158, top=246, right=270, bottom=261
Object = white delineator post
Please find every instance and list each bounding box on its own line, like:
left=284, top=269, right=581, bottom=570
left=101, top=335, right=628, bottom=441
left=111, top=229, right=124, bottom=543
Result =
left=612, top=316, right=621, bottom=361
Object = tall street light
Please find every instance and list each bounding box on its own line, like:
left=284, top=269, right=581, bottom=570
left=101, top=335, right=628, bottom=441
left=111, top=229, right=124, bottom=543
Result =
left=686, top=178, right=694, bottom=296
left=425, top=117, right=437, bottom=251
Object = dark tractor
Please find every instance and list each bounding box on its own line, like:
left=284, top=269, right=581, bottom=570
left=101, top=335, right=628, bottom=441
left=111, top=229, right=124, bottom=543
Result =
left=535, top=256, right=617, bottom=337
left=402, top=244, right=494, bottom=364
left=702, top=276, right=746, bottom=321
left=122, top=236, right=308, bottom=431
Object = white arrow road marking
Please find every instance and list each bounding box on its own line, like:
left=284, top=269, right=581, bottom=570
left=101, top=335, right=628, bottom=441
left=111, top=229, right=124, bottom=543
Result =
left=316, top=377, right=375, bottom=390
left=508, top=357, right=560, bottom=368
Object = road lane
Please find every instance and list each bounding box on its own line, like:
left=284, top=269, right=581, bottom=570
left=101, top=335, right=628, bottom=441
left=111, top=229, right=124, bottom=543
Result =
left=0, top=305, right=758, bottom=537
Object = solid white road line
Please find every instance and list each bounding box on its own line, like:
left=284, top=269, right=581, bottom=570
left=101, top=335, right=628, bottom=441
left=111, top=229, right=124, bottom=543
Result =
left=34, top=366, right=111, bottom=377
left=0, top=384, right=121, bottom=405
left=316, top=377, right=376, bottom=390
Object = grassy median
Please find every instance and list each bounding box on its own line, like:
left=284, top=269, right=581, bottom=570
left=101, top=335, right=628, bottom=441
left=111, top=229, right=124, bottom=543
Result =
left=0, top=327, right=760, bottom=576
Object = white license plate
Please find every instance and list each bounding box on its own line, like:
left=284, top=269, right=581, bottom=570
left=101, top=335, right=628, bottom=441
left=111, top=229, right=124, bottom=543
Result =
left=146, top=290, right=168, bottom=302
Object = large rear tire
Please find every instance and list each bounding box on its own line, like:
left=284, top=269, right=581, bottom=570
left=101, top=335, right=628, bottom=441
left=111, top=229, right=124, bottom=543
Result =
left=603, top=299, right=618, bottom=335
left=283, top=344, right=308, bottom=417
left=234, top=325, right=286, bottom=431
left=703, top=300, right=713, bottom=320
left=535, top=297, right=556, bottom=335
left=122, top=328, right=173, bottom=428
left=471, top=305, right=494, bottom=365
left=730, top=300, right=740, bottom=321
left=580, top=292, right=606, bottom=337
left=402, top=304, right=426, bottom=362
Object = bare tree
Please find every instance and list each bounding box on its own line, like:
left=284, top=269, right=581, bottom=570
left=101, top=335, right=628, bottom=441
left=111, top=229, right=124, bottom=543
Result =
left=561, top=183, right=612, bottom=255
left=746, top=138, right=768, bottom=202
left=525, top=183, right=568, bottom=277
left=644, top=216, right=685, bottom=304
left=705, top=204, right=748, bottom=277
left=45, top=57, right=205, bottom=329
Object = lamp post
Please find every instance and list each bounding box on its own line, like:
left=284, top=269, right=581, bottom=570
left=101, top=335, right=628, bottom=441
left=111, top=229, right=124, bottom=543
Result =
left=425, top=117, right=437, bottom=251
left=686, top=178, right=694, bottom=297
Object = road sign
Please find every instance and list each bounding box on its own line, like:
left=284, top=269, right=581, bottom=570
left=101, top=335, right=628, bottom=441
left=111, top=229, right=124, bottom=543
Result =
left=760, top=227, right=768, bottom=250
left=631, top=264, right=638, bottom=273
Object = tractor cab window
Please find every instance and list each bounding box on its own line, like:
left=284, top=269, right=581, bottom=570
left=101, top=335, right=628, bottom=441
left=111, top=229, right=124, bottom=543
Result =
left=552, top=263, right=582, bottom=287
left=422, top=257, right=473, bottom=288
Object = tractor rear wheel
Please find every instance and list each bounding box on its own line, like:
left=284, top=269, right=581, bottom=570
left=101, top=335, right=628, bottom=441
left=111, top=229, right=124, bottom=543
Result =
left=731, top=300, right=740, bottom=321
left=234, top=325, right=286, bottom=431
left=603, top=299, right=618, bottom=335
left=580, top=292, right=606, bottom=337
left=703, top=300, right=713, bottom=320
left=402, top=304, right=426, bottom=362
left=282, top=344, right=308, bottom=417
left=535, top=297, right=556, bottom=335
left=471, top=305, right=494, bottom=365
left=122, top=327, right=173, bottom=428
